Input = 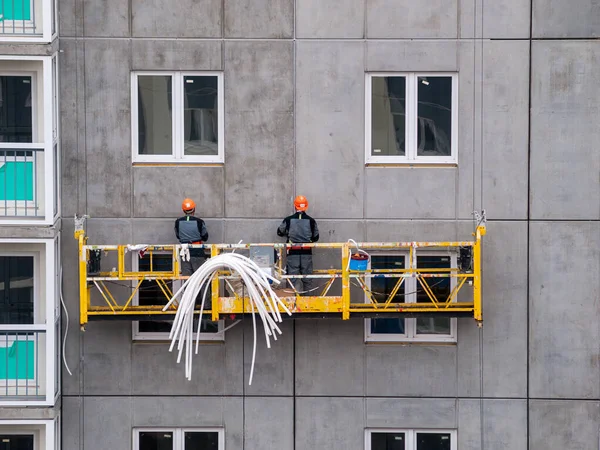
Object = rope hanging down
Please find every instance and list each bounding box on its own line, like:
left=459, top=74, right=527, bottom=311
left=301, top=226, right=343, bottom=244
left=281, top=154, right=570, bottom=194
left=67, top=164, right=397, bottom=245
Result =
left=163, top=252, right=292, bottom=385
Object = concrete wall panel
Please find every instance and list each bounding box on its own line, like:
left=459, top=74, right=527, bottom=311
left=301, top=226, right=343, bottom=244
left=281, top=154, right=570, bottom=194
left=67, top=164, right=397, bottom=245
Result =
left=83, top=0, right=129, bottom=37
left=366, top=220, right=473, bottom=242
left=529, top=400, right=600, bottom=450
left=133, top=167, right=225, bottom=218
left=224, top=0, right=293, bottom=38
left=133, top=396, right=225, bottom=426
left=131, top=343, right=233, bottom=396
left=533, top=0, right=600, bottom=38
left=244, top=397, right=293, bottom=450
left=529, top=222, right=600, bottom=398
left=61, top=221, right=83, bottom=396
left=243, top=321, right=293, bottom=396
left=366, top=40, right=458, bottom=72
left=295, top=41, right=364, bottom=219
left=482, top=41, right=530, bottom=220
left=366, top=345, right=457, bottom=397
left=366, top=398, right=456, bottom=428
left=223, top=219, right=280, bottom=243
left=131, top=40, right=222, bottom=70
left=365, top=168, right=456, bottom=219
left=457, top=41, right=477, bottom=218
left=296, top=0, right=364, bottom=38
left=366, top=0, right=458, bottom=38
left=295, top=320, right=365, bottom=396
left=224, top=41, right=294, bottom=217
left=458, top=221, right=528, bottom=397
left=59, top=39, right=86, bottom=217
left=530, top=41, right=600, bottom=220
left=82, top=322, right=132, bottom=395
left=460, top=0, right=531, bottom=38
left=84, top=40, right=132, bottom=217
left=459, top=399, right=527, bottom=449
left=296, top=397, right=364, bottom=450
left=224, top=111, right=294, bottom=217
left=59, top=0, right=83, bottom=36
left=132, top=0, right=222, bottom=37
left=61, top=398, right=81, bottom=450
left=83, top=398, right=132, bottom=450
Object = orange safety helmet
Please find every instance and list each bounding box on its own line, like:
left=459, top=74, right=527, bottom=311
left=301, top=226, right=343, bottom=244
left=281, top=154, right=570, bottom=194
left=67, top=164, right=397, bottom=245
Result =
left=182, top=198, right=196, bottom=213
left=294, top=195, right=308, bottom=211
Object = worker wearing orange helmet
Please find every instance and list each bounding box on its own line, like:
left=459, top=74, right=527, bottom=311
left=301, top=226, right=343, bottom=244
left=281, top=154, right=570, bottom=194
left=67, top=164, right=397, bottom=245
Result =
left=175, top=198, right=209, bottom=276
left=277, top=195, right=319, bottom=295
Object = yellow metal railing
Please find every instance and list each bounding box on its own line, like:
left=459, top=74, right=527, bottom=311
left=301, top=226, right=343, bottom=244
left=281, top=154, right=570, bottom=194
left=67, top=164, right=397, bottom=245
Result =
left=74, top=221, right=486, bottom=327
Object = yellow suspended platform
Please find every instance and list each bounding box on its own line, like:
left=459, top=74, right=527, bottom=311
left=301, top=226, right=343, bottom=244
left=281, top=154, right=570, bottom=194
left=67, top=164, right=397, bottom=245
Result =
left=74, top=218, right=486, bottom=328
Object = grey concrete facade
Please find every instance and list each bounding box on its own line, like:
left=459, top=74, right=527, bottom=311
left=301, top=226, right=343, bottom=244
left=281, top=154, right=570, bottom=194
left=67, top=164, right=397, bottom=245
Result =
left=55, top=1, right=600, bottom=450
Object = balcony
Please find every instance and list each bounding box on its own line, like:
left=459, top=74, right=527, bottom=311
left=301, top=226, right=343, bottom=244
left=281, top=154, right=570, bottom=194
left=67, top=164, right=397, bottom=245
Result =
left=0, top=326, right=46, bottom=400
left=0, top=0, right=56, bottom=42
left=0, top=239, right=59, bottom=406
left=0, top=56, right=59, bottom=225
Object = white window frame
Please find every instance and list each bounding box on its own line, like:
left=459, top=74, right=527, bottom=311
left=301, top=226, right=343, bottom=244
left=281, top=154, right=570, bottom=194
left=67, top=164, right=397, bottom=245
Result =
left=131, top=252, right=224, bottom=341
left=0, top=56, right=56, bottom=226
left=0, top=0, right=53, bottom=42
left=365, top=72, right=458, bottom=165
left=365, top=429, right=457, bottom=450
left=131, top=71, right=224, bottom=164
left=133, top=428, right=225, bottom=450
left=0, top=419, right=57, bottom=450
left=364, top=252, right=457, bottom=343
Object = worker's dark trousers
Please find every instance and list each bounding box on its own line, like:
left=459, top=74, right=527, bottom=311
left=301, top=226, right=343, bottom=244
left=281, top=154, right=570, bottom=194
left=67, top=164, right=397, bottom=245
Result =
left=181, top=256, right=211, bottom=310
left=286, top=254, right=313, bottom=296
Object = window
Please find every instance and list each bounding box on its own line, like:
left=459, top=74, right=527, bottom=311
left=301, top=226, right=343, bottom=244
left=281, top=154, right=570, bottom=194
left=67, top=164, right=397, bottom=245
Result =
left=365, top=254, right=457, bottom=342
left=366, top=73, right=457, bottom=164
left=0, top=433, right=34, bottom=450
left=134, top=429, right=223, bottom=450
left=0, top=75, right=34, bottom=143
left=367, top=430, right=456, bottom=450
left=0, top=255, right=34, bottom=324
left=132, top=253, right=223, bottom=341
left=132, top=72, right=224, bottom=163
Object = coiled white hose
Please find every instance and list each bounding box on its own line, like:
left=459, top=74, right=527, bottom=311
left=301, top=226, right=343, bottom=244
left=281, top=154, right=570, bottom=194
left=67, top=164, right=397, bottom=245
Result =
left=163, top=252, right=292, bottom=385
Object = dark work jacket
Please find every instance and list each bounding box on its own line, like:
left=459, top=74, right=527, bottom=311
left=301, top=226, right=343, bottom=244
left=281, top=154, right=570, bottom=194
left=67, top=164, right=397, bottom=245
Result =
left=277, top=211, right=319, bottom=255
left=175, top=215, right=209, bottom=257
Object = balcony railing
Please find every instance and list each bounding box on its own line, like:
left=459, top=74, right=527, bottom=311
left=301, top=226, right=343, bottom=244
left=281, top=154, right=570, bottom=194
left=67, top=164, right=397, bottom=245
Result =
left=0, top=326, right=46, bottom=400
left=0, top=146, right=44, bottom=218
left=0, top=0, right=42, bottom=36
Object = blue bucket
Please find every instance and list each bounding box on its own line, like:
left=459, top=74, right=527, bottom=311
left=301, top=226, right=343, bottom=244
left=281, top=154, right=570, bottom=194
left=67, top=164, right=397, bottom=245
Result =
left=349, top=253, right=369, bottom=271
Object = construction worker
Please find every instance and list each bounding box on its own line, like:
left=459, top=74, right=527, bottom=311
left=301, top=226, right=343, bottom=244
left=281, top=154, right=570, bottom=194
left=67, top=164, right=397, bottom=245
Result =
left=175, top=198, right=209, bottom=276
left=277, top=195, right=319, bottom=296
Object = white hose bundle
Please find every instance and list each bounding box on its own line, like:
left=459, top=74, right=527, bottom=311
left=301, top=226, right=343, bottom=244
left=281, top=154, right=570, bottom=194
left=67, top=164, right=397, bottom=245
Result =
left=163, top=252, right=292, bottom=385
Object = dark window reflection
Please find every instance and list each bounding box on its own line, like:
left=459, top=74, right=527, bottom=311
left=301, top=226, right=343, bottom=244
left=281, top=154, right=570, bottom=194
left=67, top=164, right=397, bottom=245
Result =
left=371, top=77, right=406, bottom=157
left=370, top=255, right=405, bottom=334
left=417, top=77, right=452, bottom=157
left=371, top=432, right=406, bottom=450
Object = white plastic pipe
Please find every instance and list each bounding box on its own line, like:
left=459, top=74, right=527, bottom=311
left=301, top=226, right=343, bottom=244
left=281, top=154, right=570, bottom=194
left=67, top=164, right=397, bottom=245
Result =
left=163, top=252, right=292, bottom=384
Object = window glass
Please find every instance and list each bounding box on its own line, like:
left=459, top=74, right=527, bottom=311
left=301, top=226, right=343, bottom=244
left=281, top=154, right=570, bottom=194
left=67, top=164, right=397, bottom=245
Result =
left=417, top=77, right=452, bottom=157
left=371, top=76, right=406, bottom=157
left=0, top=76, right=33, bottom=143
left=183, top=76, right=218, bottom=157
left=0, top=435, right=34, bottom=450
left=137, top=75, right=173, bottom=156
left=370, top=255, right=405, bottom=334
left=416, top=432, right=451, bottom=450
left=0, top=256, right=34, bottom=324
left=371, top=432, right=406, bottom=450
left=416, top=256, right=451, bottom=334
left=139, top=432, right=174, bottom=450
left=184, top=431, right=219, bottom=450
